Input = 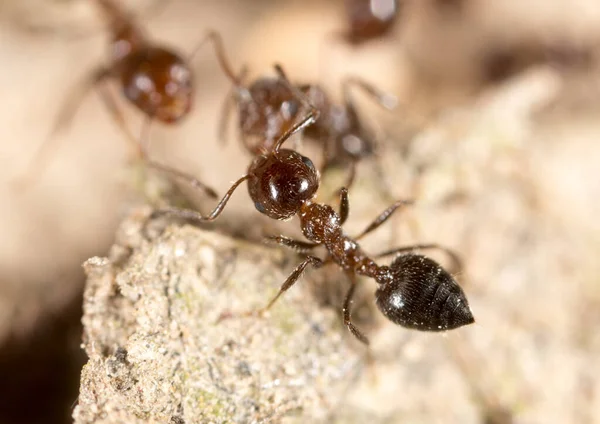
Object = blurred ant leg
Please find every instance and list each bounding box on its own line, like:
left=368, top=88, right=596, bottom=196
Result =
left=338, top=187, right=350, bottom=225
left=273, top=64, right=320, bottom=120
left=189, top=30, right=241, bottom=85
left=342, top=160, right=357, bottom=193
left=137, top=115, right=219, bottom=199
left=145, top=160, right=219, bottom=199
left=256, top=256, right=324, bottom=315
left=218, top=65, right=249, bottom=145
left=95, top=75, right=143, bottom=157
left=265, top=236, right=320, bottom=254
left=273, top=110, right=319, bottom=152
left=12, top=67, right=113, bottom=188
left=150, top=174, right=250, bottom=222
left=341, top=76, right=398, bottom=111
left=343, top=273, right=369, bottom=345
left=373, top=244, right=463, bottom=275
left=354, top=198, right=414, bottom=241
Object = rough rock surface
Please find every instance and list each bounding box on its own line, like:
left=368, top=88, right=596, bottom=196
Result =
left=74, top=209, right=363, bottom=423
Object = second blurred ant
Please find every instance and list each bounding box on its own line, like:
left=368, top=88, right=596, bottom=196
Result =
left=204, top=31, right=397, bottom=194
left=147, top=64, right=474, bottom=345
left=15, top=0, right=217, bottom=198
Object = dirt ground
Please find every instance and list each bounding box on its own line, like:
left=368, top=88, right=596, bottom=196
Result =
left=0, top=0, right=599, bottom=423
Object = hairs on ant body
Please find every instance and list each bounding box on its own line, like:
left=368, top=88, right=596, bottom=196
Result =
left=14, top=0, right=217, bottom=198
left=147, top=64, right=474, bottom=345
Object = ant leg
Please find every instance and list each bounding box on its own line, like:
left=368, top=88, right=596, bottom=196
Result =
left=342, top=160, right=357, bottom=193
left=341, top=76, right=398, bottom=112
left=137, top=115, right=219, bottom=199
left=273, top=64, right=321, bottom=122
left=258, top=255, right=324, bottom=315
left=188, top=30, right=241, bottom=85
left=265, top=236, right=320, bottom=254
left=343, top=273, right=369, bottom=345
left=94, top=74, right=143, bottom=158
left=12, top=67, right=116, bottom=188
left=354, top=199, right=414, bottom=241
left=150, top=174, right=250, bottom=222
left=373, top=244, right=463, bottom=275
left=338, top=187, right=350, bottom=225
left=145, top=160, right=219, bottom=199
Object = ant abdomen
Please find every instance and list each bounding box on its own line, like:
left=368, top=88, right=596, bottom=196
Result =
left=118, top=47, right=193, bottom=124
left=375, top=254, right=474, bottom=331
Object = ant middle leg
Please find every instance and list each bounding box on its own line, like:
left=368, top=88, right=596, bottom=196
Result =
left=353, top=198, right=414, bottom=240
left=343, top=273, right=369, bottom=345
left=258, top=255, right=324, bottom=315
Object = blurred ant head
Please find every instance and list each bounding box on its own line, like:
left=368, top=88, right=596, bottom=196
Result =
left=119, top=46, right=194, bottom=123
left=247, top=149, right=319, bottom=220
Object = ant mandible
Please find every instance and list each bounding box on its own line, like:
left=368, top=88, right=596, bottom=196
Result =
left=203, top=31, right=397, bottom=193
left=147, top=64, right=474, bottom=344
left=15, top=0, right=217, bottom=198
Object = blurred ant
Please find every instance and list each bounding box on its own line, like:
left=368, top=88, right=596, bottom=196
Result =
left=148, top=64, right=474, bottom=344
left=15, top=0, right=217, bottom=198
left=339, top=0, right=400, bottom=45
left=205, top=31, right=397, bottom=194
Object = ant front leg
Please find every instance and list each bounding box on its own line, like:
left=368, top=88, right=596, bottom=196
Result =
left=338, top=187, right=350, bottom=226
left=150, top=174, right=249, bottom=223
left=343, top=273, right=369, bottom=345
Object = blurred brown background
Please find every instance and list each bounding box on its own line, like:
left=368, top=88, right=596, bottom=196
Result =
left=0, top=0, right=600, bottom=423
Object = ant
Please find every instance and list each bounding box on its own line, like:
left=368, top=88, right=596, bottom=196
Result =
left=339, top=0, right=400, bottom=45
left=206, top=31, right=397, bottom=194
left=147, top=64, right=474, bottom=345
left=15, top=0, right=217, bottom=198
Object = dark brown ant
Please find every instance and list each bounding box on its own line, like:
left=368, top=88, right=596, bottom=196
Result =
left=205, top=31, right=397, bottom=193
left=340, top=0, right=400, bottom=45
left=147, top=65, right=474, bottom=344
left=14, top=0, right=217, bottom=198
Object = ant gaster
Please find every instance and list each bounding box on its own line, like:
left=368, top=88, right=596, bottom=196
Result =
left=15, top=0, right=217, bottom=198
left=205, top=31, right=397, bottom=192
left=149, top=65, right=474, bottom=344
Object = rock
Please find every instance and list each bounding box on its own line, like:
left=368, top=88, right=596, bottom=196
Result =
left=74, top=208, right=362, bottom=423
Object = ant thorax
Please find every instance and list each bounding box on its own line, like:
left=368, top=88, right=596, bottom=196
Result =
left=247, top=149, right=319, bottom=220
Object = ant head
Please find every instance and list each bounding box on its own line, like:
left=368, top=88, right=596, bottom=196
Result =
left=121, top=46, right=193, bottom=124
left=375, top=254, right=474, bottom=331
left=247, top=148, right=319, bottom=220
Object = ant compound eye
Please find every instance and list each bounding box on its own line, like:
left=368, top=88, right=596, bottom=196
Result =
left=375, top=254, right=474, bottom=331
left=301, top=155, right=316, bottom=173
left=254, top=201, right=266, bottom=214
